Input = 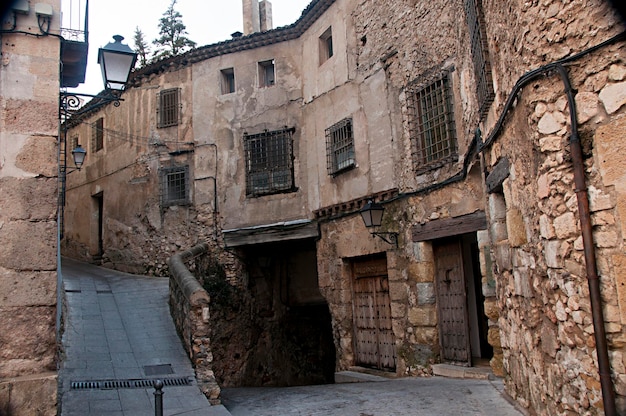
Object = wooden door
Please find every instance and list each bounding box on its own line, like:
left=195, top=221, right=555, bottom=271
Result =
left=352, top=257, right=396, bottom=371
left=434, top=240, right=471, bottom=366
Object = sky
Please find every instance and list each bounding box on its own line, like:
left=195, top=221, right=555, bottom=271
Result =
left=63, top=0, right=312, bottom=95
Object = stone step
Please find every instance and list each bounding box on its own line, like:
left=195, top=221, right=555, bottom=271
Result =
left=432, top=364, right=495, bottom=380
left=335, top=371, right=390, bottom=384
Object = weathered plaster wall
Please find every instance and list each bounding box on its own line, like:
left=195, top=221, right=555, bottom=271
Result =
left=0, top=0, right=61, bottom=413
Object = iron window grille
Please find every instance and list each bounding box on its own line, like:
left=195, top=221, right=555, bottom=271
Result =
left=406, top=71, right=457, bottom=174
left=244, top=128, right=295, bottom=197
left=69, top=136, right=79, bottom=153
left=157, top=88, right=181, bottom=128
left=160, top=165, right=190, bottom=207
left=326, top=118, right=355, bottom=175
left=464, top=0, right=494, bottom=120
left=319, top=27, right=333, bottom=64
left=221, top=68, right=235, bottom=94
left=258, top=60, right=275, bottom=87
left=91, top=117, right=104, bottom=152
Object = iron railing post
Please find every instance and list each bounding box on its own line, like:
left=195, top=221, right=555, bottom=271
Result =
left=153, top=379, right=164, bottom=416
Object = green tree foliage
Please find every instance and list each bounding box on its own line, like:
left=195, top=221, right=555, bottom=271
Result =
left=152, top=0, right=196, bottom=61
left=133, top=26, right=150, bottom=68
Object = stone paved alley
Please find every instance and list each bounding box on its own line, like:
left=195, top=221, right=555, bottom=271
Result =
left=59, top=258, right=523, bottom=416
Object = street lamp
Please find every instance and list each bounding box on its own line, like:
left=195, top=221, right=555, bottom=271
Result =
left=98, top=35, right=137, bottom=91
left=70, top=144, right=86, bottom=171
left=359, top=200, right=398, bottom=247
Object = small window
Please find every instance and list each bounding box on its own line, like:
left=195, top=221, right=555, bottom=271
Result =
left=69, top=136, right=79, bottom=153
left=258, top=59, right=275, bottom=88
left=406, top=71, right=457, bottom=174
left=319, top=27, right=333, bottom=64
left=92, top=118, right=104, bottom=152
left=221, top=68, right=235, bottom=94
left=326, top=118, right=355, bottom=175
left=464, top=0, right=494, bottom=119
left=160, top=166, right=190, bottom=207
left=157, top=88, right=180, bottom=128
left=244, top=128, right=295, bottom=197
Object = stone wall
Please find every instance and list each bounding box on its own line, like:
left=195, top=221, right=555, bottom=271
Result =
left=0, top=0, right=61, bottom=414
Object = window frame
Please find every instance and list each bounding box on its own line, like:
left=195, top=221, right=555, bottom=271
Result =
left=319, top=27, right=333, bottom=64
left=244, top=128, right=296, bottom=197
left=221, top=68, right=235, bottom=94
left=464, top=0, right=494, bottom=120
left=406, top=70, right=458, bottom=174
left=157, top=88, right=181, bottom=128
left=160, top=165, right=190, bottom=207
left=325, top=118, right=355, bottom=176
left=258, top=59, right=275, bottom=88
left=91, top=118, right=104, bottom=153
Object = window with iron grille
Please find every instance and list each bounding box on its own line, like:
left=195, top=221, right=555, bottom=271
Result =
left=406, top=72, right=457, bottom=174
left=258, top=60, right=275, bottom=88
left=319, top=27, right=333, bottom=64
left=157, top=88, right=180, bottom=128
left=221, top=68, right=235, bottom=94
left=92, top=118, right=104, bottom=152
left=160, top=166, right=190, bottom=207
left=326, top=118, right=355, bottom=175
left=465, top=0, right=494, bottom=120
left=244, top=128, right=295, bottom=197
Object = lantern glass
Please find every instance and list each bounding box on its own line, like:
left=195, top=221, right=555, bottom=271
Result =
left=97, top=35, right=137, bottom=91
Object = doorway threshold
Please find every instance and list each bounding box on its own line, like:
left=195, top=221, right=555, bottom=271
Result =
left=432, top=363, right=494, bottom=380
left=335, top=367, right=395, bottom=383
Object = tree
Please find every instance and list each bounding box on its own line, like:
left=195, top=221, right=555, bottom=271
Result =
left=133, top=27, right=150, bottom=68
left=152, top=0, right=196, bottom=61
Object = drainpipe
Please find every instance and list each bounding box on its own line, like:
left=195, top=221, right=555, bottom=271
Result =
left=556, top=64, right=616, bottom=416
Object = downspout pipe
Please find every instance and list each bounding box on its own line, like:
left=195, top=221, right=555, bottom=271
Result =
left=556, top=63, right=616, bottom=416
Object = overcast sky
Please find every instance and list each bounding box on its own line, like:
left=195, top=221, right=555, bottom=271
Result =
left=64, top=0, right=312, bottom=94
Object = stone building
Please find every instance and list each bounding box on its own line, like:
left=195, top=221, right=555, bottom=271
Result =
left=0, top=0, right=85, bottom=413
left=62, top=0, right=626, bottom=414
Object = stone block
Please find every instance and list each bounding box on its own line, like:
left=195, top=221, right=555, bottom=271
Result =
left=407, top=261, right=434, bottom=283
left=408, top=305, right=437, bottom=326
left=593, top=115, right=625, bottom=182
left=506, top=208, right=527, bottom=247
left=538, top=111, right=565, bottom=134
left=595, top=231, right=618, bottom=248
left=0, top=177, right=57, bottom=221
left=599, top=81, right=626, bottom=114
left=0, top=306, right=56, bottom=377
left=554, top=212, right=578, bottom=239
left=390, top=301, right=406, bottom=319
left=587, top=186, right=614, bottom=212
left=539, top=214, right=556, bottom=239
left=416, top=282, right=435, bottom=305
left=613, top=254, right=626, bottom=325
left=15, top=136, right=58, bottom=177
left=491, top=221, right=508, bottom=243
left=574, top=92, right=599, bottom=124
left=539, top=135, right=563, bottom=152
left=0, top=373, right=57, bottom=416
left=494, top=242, right=512, bottom=271
left=0, top=221, right=56, bottom=271
left=487, top=327, right=501, bottom=348
left=0, top=269, right=56, bottom=307
left=412, top=241, right=433, bottom=263
left=488, top=194, right=507, bottom=221
left=389, top=281, right=408, bottom=302
left=414, top=326, right=437, bottom=345
left=483, top=299, right=500, bottom=321
left=544, top=240, right=562, bottom=268
left=537, top=173, right=551, bottom=199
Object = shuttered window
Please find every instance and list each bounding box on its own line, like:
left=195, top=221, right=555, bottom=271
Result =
left=160, top=166, right=189, bottom=207
left=157, top=88, right=180, bottom=128
left=91, top=118, right=104, bottom=152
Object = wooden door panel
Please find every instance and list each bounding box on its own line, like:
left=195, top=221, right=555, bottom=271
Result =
left=352, top=258, right=396, bottom=371
left=435, top=241, right=471, bottom=365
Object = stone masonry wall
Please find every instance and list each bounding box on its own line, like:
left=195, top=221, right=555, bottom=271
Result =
left=0, top=0, right=62, bottom=414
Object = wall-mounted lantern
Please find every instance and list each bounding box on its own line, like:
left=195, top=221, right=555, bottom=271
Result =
left=359, top=200, right=398, bottom=247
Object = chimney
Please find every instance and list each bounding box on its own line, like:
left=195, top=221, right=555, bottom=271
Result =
left=259, top=1, right=273, bottom=32
left=242, top=0, right=273, bottom=35
left=242, top=0, right=260, bottom=35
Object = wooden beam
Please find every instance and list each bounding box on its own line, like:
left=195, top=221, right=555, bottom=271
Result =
left=485, top=157, right=510, bottom=194
left=412, top=211, right=487, bottom=242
